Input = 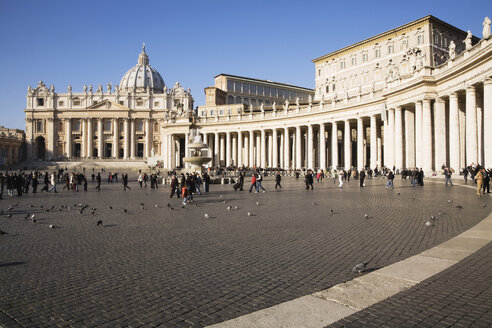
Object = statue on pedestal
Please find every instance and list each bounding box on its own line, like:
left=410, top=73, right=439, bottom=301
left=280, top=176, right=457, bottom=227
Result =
left=83, top=84, right=87, bottom=93
left=483, top=17, right=491, bottom=39
left=464, top=30, right=473, bottom=50
left=68, top=84, right=72, bottom=93
left=449, top=41, right=456, bottom=60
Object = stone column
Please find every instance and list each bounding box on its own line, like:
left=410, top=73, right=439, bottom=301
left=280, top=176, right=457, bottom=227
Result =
left=145, top=119, right=151, bottom=158
left=415, top=101, right=423, bottom=168
left=332, top=122, right=338, bottom=169
left=237, top=131, right=243, bottom=167
left=465, top=86, right=478, bottom=165
left=81, top=119, right=86, bottom=158
left=434, top=98, right=446, bottom=169
left=220, top=134, right=225, bottom=165
left=280, top=132, right=284, bottom=169
left=249, top=131, right=254, bottom=167
left=184, top=132, right=189, bottom=168
left=226, top=131, right=231, bottom=167
left=46, top=118, right=55, bottom=160
left=307, top=124, right=313, bottom=169
left=387, top=108, right=395, bottom=169
left=232, top=134, right=237, bottom=166
left=123, top=118, right=129, bottom=159
left=256, top=133, right=261, bottom=167
left=214, top=133, right=220, bottom=167
left=370, top=115, right=377, bottom=169
left=66, top=119, right=72, bottom=158
left=87, top=119, right=92, bottom=158
left=422, top=99, right=433, bottom=172
left=344, top=120, right=351, bottom=169
left=284, top=128, right=290, bottom=169
left=267, top=132, right=273, bottom=167
left=404, top=109, right=415, bottom=168
left=357, top=117, right=364, bottom=170
left=130, top=119, right=135, bottom=159
left=113, top=118, right=119, bottom=158
left=319, top=123, right=326, bottom=169
left=484, top=78, right=492, bottom=168
left=449, top=93, right=459, bottom=170
left=260, top=129, right=266, bottom=168
left=394, top=107, right=403, bottom=170
left=272, top=128, right=278, bottom=168
left=295, top=126, right=302, bottom=169
left=244, top=133, right=249, bottom=167
left=98, top=119, right=103, bottom=159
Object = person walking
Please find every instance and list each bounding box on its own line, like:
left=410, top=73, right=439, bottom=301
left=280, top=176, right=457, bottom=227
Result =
left=170, top=175, right=179, bottom=198
left=203, top=172, right=210, bottom=193
left=359, top=169, right=366, bottom=187
left=48, top=172, right=58, bottom=193
left=239, top=172, right=245, bottom=191
left=255, top=170, right=266, bottom=193
left=138, top=173, right=144, bottom=188
left=40, top=172, right=49, bottom=192
left=96, top=172, right=101, bottom=190
left=338, top=170, right=344, bottom=188
left=483, top=169, right=491, bottom=194
left=248, top=173, right=257, bottom=193
left=122, top=173, right=131, bottom=191
left=386, top=170, right=395, bottom=190
left=444, top=167, right=454, bottom=187
left=305, top=170, right=314, bottom=190
left=476, top=168, right=484, bottom=197
left=274, top=172, right=282, bottom=189
left=31, top=172, right=38, bottom=193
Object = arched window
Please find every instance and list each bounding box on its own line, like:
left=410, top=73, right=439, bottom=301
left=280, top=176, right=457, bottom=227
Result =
left=236, top=96, right=242, bottom=104
left=228, top=95, right=234, bottom=104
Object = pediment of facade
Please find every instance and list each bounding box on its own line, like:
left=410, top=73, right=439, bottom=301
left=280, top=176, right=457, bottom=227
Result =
left=85, top=100, right=128, bottom=111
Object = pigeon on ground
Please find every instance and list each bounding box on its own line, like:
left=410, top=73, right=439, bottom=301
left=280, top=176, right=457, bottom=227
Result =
left=456, top=205, right=463, bottom=209
left=364, top=214, right=369, bottom=219
left=24, top=214, right=30, bottom=220
left=29, top=204, right=35, bottom=208
left=141, top=206, right=145, bottom=210
left=140, top=202, right=145, bottom=206
left=430, top=216, right=436, bottom=220
left=234, top=206, right=238, bottom=210
left=247, top=212, right=252, bottom=217
left=312, top=202, right=317, bottom=206
left=5, top=215, right=12, bottom=218
left=32, top=218, right=36, bottom=223
left=220, top=194, right=223, bottom=198
left=425, top=220, right=434, bottom=227
left=448, top=200, right=452, bottom=203
left=155, top=204, right=159, bottom=208
left=97, top=220, right=103, bottom=226
left=49, top=224, right=55, bottom=229
left=352, top=261, right=369, bottom=274
left=482, top=204, right=487, bottom=208
left=204, top=214, right=209, bottom=219
left=438, top=211, right=443, bottom=216
left=167, top=203, right=171, bottom=209
left=0, top=229, right=7, bottom=235
left=109, top=206, right=113, bottom=210
left=256, top=201, right=260, bottom=205
left=330, top=209, right=334, bottom=214
left=31, top=214, right=35, bottom=219
left=122, top=208, right=128, bottom=214
left=68, top=206, right=71, bottom=210
left=226, top=206, right=231, bottom=210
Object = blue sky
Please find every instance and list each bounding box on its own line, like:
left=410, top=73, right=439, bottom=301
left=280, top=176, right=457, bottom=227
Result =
left=0, top=0, right=490, bottom=129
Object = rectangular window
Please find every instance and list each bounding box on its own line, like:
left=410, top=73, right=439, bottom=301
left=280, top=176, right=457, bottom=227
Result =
left=210, top=110, right=215, bottom=116
left=37, top=98, right=44, bottom=106
left=137, top=121, right=143, bottom=131
left=219, top=109, right=224, bottom=115
left=227, top=80, right=234, bottom=91
left=243, top=83, right=250, bottom=94
left=388, top=45, right=394, bottom=54
left=234, top=81, right=242, bottom=93
left=417, top=35, right=423, bottom=45
left=258, top=86, right=264, bottom=96
left=362, top=53, right=368, bottom=62
left=154, top=101, right=159, bottom=107
left=351, top=57, right=356, bottom=66
left=332, top=84, right=336, bottom=91
left=136, top=99, right=144, bottom=106
left=374, top=49, right=380, bottom=58
left=119, top=122, right=123, bottom=131
left=250, top=84, right=257, bottom=95
left=119, top=100, right=124, bottom=105
left=340, top=61, right=345, bottom=69
left=105, top=120, right=112, bottom=131
left=73, top=99, right=81, bottom=106
left=36, top=120, right=44, bottom=133
left=74, top=121, right=80, bottom=132
left=58, top=101, right=64, bottom=107
left=201, top=111, right=206, bottom=116
left=400, top=40, right=408, bottom=50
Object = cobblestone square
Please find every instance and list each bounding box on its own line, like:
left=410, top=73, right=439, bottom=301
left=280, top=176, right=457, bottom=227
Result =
left=0, top=176, right=490, bottom=327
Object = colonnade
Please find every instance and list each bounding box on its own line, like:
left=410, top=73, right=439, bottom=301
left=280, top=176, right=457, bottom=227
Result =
left=63, top=118, right=153, bottom=159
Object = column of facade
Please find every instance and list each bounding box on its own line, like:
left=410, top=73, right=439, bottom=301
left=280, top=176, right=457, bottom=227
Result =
left=295, top=126, right=302, bottom=169
left=404, top=109, right=415, bottom=168
left=387, top=108, right=395, bottom=169
left=484, top=78, right=492, bottom=168
left=319, top=123, right=326, bottom=169
left=422, top=99, right=433, bottom=172
left=284, top=128, right=290, bottom=169
left=357, top=117, right=364, bottom=170
left=448, top=93, right=460, bottom=170
left=46, top=118, right=55, bottom=160
left=307, top=124, right=313, bottom=169
left=214, top=133, right=219, bottom=166
left=256, top=132, right=261, bottom=167
left=434, top=98, right=446, bottom=169
left=394, top=107, right=403, bottom=170
left=267, top=132, right=273, bottom=167
left=279, top=132, right=284, bottom=169
left=65, top=119, right=72, bottom=158
left=98, top=119, right=103, bottom=159
left=260, top=129, right=266, bottom=168
left=272, top=129, right=278, bottom=168
left=81, top=119, right=87, bottom=158
left=123, top=118, right=129, bottom=159
left=184, top=132, right=189, bottom=168
left=465, top=86, right=478, bottom=165
left=249, top=131, right=254, bottom=168
left=86, top=119, right=93, bottom=158
left=225, top=131, right=231, bottom=167
left=220, top=134, right=225, bottom=166
left=145, top=119, right=151, bottom=158
left=232, top=134, right=237, bottom=166
left=237, top=131, right=242, bottom=167
left=113, top=118, right=119, bottom=158
left=331, top=122, right=338, bottom=169
left=130, top=118, right=135, bottom=159
left=415, top=101, right=423, bottom=168
left=344, top=120, right=351, bottom=169
left=244, top=132, right=249, bottom=167
left=370, top=115, right=377, bottom=169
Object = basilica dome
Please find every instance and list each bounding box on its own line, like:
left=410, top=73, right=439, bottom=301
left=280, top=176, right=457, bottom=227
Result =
left=119, top=44, right=165, bottom=93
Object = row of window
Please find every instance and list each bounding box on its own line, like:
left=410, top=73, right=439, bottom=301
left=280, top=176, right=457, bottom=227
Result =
left=318, top=36, right=424, bottom=76
left=226, top=80, right=310, bottom=100
left=35, top=119, right=158, bottom=134
left=201, top=108, right=242, bottom=117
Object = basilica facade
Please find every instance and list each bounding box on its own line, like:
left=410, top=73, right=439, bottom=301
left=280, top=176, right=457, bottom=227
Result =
left=26, top=15, right=492, bottom=172
left=24, top=45, right=194, bottom=162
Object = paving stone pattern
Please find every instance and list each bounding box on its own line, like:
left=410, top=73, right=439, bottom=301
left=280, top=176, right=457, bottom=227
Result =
left=0, top=176, right=490, bottom=327
left=327, top=241, right=492, bottom=328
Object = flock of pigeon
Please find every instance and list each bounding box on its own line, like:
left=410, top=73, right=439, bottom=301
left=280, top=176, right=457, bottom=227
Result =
left=0, top=189, right=488, bottom=276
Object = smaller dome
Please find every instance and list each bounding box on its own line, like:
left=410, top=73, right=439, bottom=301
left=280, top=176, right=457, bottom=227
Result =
left=119, top=44, right=165, bottom=93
